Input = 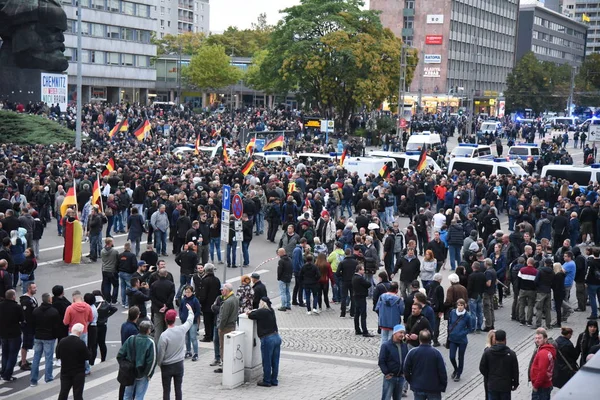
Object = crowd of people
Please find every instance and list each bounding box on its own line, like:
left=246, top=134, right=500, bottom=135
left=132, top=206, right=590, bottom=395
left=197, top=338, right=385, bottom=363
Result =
left=0, top=102, right=599, bottom=399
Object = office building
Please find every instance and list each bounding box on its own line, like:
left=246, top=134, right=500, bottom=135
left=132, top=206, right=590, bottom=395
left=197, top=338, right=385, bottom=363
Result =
left=370, top=0, right=520, bottom=115
left=61, top=0, right=157, bottom=103
left=517, top=0, right=587, bottom=66
left=156, top=0, right=210, bottom=38
left=562, top=1, right=597, bottom=55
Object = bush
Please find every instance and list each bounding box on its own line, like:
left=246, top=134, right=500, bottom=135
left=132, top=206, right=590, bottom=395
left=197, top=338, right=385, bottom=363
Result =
left=0, top=110, right=75, bottom=145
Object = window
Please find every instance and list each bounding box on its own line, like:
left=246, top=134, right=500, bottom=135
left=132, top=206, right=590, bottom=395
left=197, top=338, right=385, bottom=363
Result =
left=109, top=0, right=119, bottom=12
left=137, top=55, right=150, bottom=67
left=107, top=25, right=120, bottom=39
left=121, top=27, right=134, bottom=41
left=138, top=4, right=150, bottom=17
left=91, top=0, right=104, bottom=10
left=92, top=23, right=104, bottom=37
left=81, top=49, right=90, bottom=63
left=80, top=22, right=90, bottom=35
left=122, top=1, right=134, bottom=15
left=140, top=30, right=151, bottom=43
left=121, top=54, right=134, bottom=66
left=106, top=52, right=119, bottom=65
left=91, top=50, right=104, bottom=64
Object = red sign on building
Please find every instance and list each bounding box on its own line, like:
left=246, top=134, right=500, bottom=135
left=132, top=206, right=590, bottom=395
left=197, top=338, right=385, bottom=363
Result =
left=425, top=35, right=443, bottom=45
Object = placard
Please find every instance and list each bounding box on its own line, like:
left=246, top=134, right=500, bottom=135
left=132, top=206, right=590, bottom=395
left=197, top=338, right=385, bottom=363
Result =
left=427, top=15, right=444, bottom=24
left=425, top=35, right=443, bottom=45
left=424, top=67, right=441, bottom=78
left=424, top=54, right=442, bottom=64
left=41, top=73, right=68, bottom=112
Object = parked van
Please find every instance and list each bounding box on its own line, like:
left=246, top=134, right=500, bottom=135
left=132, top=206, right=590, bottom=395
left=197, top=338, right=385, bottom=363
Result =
left=253, top=151, right=293, bottom=164
left=507, top=143, right=541, bottom=162
left=478, top=121, right=502, bottom=137
left=406, top=133, right=442, bottom=151
left=541, top=164, right=600, bottom=186
left=449, top=143, right=492, bottom=159
left=369, top=150, right=441, bottom=171
left=549, top=117, right=580, bottom=130
left=343, top=157, right=399, bottom=179
left=448, top=158, right=528, bottom=176
left=297, top=152, right=343, bottom=164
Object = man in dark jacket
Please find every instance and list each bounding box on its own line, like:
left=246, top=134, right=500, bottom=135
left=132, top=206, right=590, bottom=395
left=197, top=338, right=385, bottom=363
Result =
left=118, top=242, right=138, bottom=308
left=378, top=324, right=409, bottom=399
left=175, top=242, right=198, bottom=299
left=20, top=282, right=38, bottom=371
left=426, top=232, right=447, bottom=272
left=30, top=293, right=60, bottom=386
left=277, top=248, right=293, bottom=311
left=126, top=277, right=151, bottom=320
left=535, top=258, right=555, bottom=329
left=573, top=246, right=587, bottom=312
left=197, top=212, right=211, bottom=264
left=0, top=289, right=24, bottom=381
left=251, top=272, right=267, bottom=310
left=56, top=323, right=92, bottom=400
left=241, top=213, right=254, bottom=268
left=0, top=259, right=13, bottom=300
left=479, top=329, right=519, bottom=399
left=352, top=264, right=374, bottom=337
left=150, top=268, right=175, bottom=342
left=467, top=261, right=487, bottom=331
left=394, top=248, right=421, bottom=298
left=551, top=209, right=570, bottom=253
left=404, top=302, right=432, bottom=348
left=403, top=330, right=447, bottom=398
left=51, top=285, right=71, bottom=345
left=337, top=248, right=358, bottom=318
left=194, top=264, right=221, bottom=342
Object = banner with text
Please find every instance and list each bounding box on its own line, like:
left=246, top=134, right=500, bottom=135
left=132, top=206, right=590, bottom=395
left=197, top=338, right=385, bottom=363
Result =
left=41, top=73, right=68, bottom=112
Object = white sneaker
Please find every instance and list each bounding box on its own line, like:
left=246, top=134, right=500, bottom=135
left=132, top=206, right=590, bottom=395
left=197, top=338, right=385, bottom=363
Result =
left=307, top=310, right=312, bottom=315
left=313, top=308, right=320, bottom=314
left=54, top=360, right=61, bottom=367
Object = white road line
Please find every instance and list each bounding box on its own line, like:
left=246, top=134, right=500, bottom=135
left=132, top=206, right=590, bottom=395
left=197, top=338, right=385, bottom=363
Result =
left=65, top=279, right=103, bottom=291
left=39, top=233, right=128, bottom=252
left=38, top=241, right=148, bottom=266
left=280, top=350, right=378, bottom=365
left=225, top=269, right=269, bottom=283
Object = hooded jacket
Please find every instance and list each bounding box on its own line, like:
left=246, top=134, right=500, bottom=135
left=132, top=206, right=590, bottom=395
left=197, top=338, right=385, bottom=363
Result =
left=63, top=301, right=94, bottom=334
left=479, top=343, right=520, bottom=393
left=535, top=266, right=555, bottom=293
left=375, top=293, right=405, bottom=329
left=529, top=343, right=557, bottom=390
left=395, top=255, right=420, bottom=283
left=31, top=302, right=60, bottom=340
left=576, top=320, right=600, bottom=366
left=117, top=334, right=157, bottom=379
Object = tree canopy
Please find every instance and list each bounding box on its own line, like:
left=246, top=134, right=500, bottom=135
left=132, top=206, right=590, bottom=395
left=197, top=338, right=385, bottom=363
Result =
left=182, top=45, right=243, bottom=91
left=575, top=53, right=600, bottom=107
left=253, top=0, right=416, bottom=125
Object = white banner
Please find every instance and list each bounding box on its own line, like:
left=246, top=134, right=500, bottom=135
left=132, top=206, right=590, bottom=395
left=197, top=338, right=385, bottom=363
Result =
left=424, top=67, right=441, bottom=78
left=424, top=54, right=442, bottom=64
left=427, top=14, right=444, bottom=24
left=41, top=73, right=68, bottom=112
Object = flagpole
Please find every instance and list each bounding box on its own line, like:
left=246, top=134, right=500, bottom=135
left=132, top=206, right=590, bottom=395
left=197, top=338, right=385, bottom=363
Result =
left=97, top=174, right=104, bottom=212
left=73, top=177, right=78, bottom=217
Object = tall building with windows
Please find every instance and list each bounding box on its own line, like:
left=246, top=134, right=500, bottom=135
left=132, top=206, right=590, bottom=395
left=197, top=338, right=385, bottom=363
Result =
left=370, top=0, right=520, bottom=115
left=156, top=0, right=209, bottom=38
left=517, top=0, right=587, bottom=66
left=61, top=0, right=157, bottom=103
left=562, top=0, right=597, bottom=54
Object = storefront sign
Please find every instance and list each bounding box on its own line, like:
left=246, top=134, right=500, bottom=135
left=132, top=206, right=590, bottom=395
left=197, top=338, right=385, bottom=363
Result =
left=424, top=54, right=442, bottom=64
left=427, top=15, right=444, bottom=24
left=425, top=35, right=443, bottom=45
left=424, top=67, right=441, bottom=78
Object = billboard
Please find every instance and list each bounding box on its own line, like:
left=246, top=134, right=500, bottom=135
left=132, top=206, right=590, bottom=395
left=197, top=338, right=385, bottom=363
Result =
left=425, top=35, right=443, bottom=45
left=41, top=73, right=68, bottom=111
left=424, top=54, right=442, bottom=64
left=423, top=67, right=441, bottom=78
left=427, top=15, right=444, bottom=24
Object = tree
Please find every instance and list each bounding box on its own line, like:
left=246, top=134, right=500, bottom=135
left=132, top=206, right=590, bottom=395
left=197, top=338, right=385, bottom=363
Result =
left=205, top=14, right=273, bottom=57
left=256, top=0, right=416, bottom=125
left=575, top=53, right=600, bottom=107
left=505, top=52, right=570, bottom=114
left=153, top=32, right=206, bottom=56
left=182, top=45, right=243, bottom=90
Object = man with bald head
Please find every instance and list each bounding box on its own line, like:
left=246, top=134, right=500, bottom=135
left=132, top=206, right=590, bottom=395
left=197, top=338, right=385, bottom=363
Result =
left=215, top=283, right=239, bottom=373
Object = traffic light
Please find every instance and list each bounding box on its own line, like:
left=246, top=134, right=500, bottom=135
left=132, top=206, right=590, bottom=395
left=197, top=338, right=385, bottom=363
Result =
left=458, top=110, right=463, bottom=116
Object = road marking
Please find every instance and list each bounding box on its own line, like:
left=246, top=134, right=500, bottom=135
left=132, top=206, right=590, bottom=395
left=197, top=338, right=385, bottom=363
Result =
left=226, top=269, right=269, bottom=283
left=64, top=279, right=103, bottom=291
left=39, top=233, right=129, bottom=252
left=38, top=241, right=148, bottom=266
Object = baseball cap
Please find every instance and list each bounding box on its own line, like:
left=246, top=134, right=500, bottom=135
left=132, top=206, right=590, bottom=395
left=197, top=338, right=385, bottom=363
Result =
left=138, top=261, right=147, bottom=267
left=393, top=324, right=406, bottom=335
left=165, top=309, right=177, bottom=323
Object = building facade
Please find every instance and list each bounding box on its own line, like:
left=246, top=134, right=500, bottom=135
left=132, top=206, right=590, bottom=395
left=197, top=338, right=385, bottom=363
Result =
left=517, top=0, right=587, bottom=66
left=156, top=0, right=209, bottom=38
left=562, top=0, right=597, bottom=54
left=61, top=0, right=157, bottom=104
left=370, top=0, right=520, bottom=115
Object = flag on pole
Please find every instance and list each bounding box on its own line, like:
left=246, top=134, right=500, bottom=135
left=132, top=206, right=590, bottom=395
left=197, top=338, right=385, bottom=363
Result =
left=119, top=119, right=129, bottom=132
left=65, top=159, right=75, bottom=173
left=583, top=13, right=591, bottom=22
left=63, top=218, right=83, bottom=264
left=60, top=186, right=77, bottom=218
left=194, top=134, right=200, bottom=155
left=240, top=158, right=255, bottom=176
left=101, top=158, right=115, bottom=177
left=379, top=162, right=390, bottom=178
left=246, top=137, right=256, bottom=154
left=263, top=134, right=285, bottom=151
left=92, top=177, right=102, bottom=207
left=109, top=119, right=127, bottom=139
left=222, top=142, right=230, bottom=164
left=415, top=146, right=428, bottom=172
left=339, top=147, right=348, bottom=166
left=133, top=119, right=151, bottom=141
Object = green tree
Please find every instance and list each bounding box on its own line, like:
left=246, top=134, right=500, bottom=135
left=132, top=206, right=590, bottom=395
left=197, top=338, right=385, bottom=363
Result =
left=205, top=13, right=273, bottom=57
left=575, top=53, right=600, bottom=107
left=256, top=0, right=416, bottom=125
left=153, top=32, right=206, bottom=56
left=182, top=45, right=243, bottom=90
left=505, top=52, right=570, bottom=114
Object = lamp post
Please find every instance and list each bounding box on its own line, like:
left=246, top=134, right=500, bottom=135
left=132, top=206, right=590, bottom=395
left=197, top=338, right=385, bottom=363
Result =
left=75, top=0, right=82, bottom=150
left=230, top=47, right=235, bottom=119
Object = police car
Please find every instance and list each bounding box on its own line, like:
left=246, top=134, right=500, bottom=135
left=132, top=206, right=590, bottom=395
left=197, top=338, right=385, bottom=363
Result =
left=297, top=152, right=343, bottom=164
left=369, top=150, right=442, bottom=171
left=448, top=157, right=528, bottom=176
left=449, top=143, right=492, bottom=159
left=507, top=143, right=541, bottom=163
left=541, top=164, right=600, bottom=186
left=253, top=151, right=293, bottom=163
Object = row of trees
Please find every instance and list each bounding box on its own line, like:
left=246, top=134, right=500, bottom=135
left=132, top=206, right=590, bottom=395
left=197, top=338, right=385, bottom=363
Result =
left=505, top=52, right=600, bottom=114
left=154, top=0, right=417, bottom=126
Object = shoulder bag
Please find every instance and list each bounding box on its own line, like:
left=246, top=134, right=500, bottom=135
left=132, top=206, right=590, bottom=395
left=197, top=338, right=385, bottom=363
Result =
left=445, top=315, right=464, bottom=349
left=117, top=335, right=137, bottom=386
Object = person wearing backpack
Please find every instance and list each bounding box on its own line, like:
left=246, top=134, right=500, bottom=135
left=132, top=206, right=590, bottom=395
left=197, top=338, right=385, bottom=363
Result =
left=117, top=320, right=157, bottom=400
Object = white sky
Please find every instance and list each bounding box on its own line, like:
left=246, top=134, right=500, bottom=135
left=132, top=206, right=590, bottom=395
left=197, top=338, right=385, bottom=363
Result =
left=210, top=0, right=371, bottom=32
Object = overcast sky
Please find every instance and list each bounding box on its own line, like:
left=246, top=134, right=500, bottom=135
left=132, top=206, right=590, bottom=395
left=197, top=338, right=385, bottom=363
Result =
left=210, top=0, right=370, bottom=32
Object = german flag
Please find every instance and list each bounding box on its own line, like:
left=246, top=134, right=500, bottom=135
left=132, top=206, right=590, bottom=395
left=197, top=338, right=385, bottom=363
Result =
left=263, top=134, right=284, bottom=151
left=379, top=162, right=390, bottom=178
left=133, top=119, right=151, bottom=141
left=60, top=186, right=77, bottom=217
left=222, top=142, right=230, bottom=164
left=416, top=146, right=428, bottom=173
left=101, top=158, right=115, bottom=177
left=339, top=147, right=347, bottom=166
left=240, top=158, right=254, bottom=176
left=119, top=119, right=129, bottom=132
left=109, top=119, right=127, bottom=139
left=194, top=134, right=200, bottom=155
left=63, top=218, right=83, bottom=264
left=246, top=137, right=256, bottom=154
left=65, top=159, right=75, bottom=172
left=92, top=177, right=102, bottom=207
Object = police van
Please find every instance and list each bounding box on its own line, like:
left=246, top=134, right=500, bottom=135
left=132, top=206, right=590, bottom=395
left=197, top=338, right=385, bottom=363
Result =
left=343, top=157, right=399, bottom=179
left=540, top=164, right=600, bottom=186
left=449, top=143, right=492, bottom=159
left=369, top=150, right=441, bottom=171
left=297, top=152, right=343, bottom=164
left=253, top=151, right=293, bottom=164
left=448, top=158, right=528, bottom=176
left=406, top=133, right=442, bottom=151
left=507, top=143, right=541, bottom=162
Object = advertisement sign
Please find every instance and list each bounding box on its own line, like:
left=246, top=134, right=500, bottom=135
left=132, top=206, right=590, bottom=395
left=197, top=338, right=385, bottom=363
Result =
left=498, top=101, right=506, bottom=118
left=426, top=15, right=444, bottom=24
left=41, top=73, right=68, bottom=111
left=424, top=54, right=442, bottom=64
left=424, top=67, right=441, bottom=78
left=425, top=35, right=443, bottom=45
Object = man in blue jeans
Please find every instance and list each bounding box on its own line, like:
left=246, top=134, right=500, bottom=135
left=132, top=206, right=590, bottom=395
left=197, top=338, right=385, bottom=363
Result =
left=378, top=324, right=408, bottom=400
left=150, top=205, right=169, bottom=257
left=467, top=262, right=486, bottom=331
left=247, top=297, right=282, bottom=387
left=585, top=247, right=600, bottom=319
left=118, top=242, right=138, bottom=308
left=0, top=289, right=24, bottom=382
left=403, top=330, right=447, bottom=400
left=30, top=293, right=61, bottom=386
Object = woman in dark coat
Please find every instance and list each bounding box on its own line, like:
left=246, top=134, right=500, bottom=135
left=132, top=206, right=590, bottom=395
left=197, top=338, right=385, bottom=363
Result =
left=553, top=327, right=579, bottom=389
left=575, top=320, right=600, bottom=366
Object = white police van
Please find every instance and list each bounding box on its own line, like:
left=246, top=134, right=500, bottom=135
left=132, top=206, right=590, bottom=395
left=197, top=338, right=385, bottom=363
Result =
left=507, top=143, right=541, bottom=162
left=343, top=157, right=399, bottom=178
left=541, top=164, right=600, bottom=186
left=253, top=151, right=293, bottom=163
left=369, top=150, right=442, bottom=171
left=449, top=143, right=493, bottom=159
left=448, top=157, right=528, bottom=176
left=406, top=132, right=442, bottom=151
left=297, top=152, right=343, bottom=164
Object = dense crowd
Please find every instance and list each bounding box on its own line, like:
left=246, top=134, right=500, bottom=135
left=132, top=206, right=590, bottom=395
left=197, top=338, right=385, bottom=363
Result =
left=0, top=103, right=599, bottom=400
